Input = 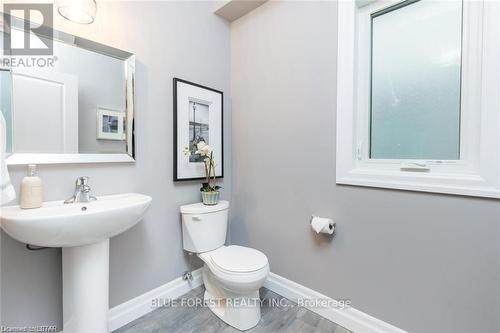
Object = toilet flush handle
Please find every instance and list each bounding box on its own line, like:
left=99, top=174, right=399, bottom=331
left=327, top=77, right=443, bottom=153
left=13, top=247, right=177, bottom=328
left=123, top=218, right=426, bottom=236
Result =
left=192, top=215, right=202, bottom=221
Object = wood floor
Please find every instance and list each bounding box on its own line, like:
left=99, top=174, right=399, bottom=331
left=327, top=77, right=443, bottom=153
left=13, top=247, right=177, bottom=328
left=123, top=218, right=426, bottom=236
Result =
left=114, top=286, right=351, bottom=333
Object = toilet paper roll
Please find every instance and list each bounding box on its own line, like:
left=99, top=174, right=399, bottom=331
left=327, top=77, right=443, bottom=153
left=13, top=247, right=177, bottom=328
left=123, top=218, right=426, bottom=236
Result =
left=311, top=216, right=335, bottom=235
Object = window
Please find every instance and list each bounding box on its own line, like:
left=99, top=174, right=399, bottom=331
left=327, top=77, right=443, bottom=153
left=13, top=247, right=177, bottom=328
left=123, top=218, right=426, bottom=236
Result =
left=370, top=0, right=462, bottom=160
left=337, top=0, right=500, bottom=198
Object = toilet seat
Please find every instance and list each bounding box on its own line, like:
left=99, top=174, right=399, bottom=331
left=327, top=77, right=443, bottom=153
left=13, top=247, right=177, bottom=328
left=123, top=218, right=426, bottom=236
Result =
left=199, top=245, right=269, bottom=281
left=204, top=245, right=268, bottom=274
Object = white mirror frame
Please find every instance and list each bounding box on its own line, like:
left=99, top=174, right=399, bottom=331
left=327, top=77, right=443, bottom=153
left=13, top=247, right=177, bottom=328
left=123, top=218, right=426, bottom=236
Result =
left=2, top=15, right=136, bottom=165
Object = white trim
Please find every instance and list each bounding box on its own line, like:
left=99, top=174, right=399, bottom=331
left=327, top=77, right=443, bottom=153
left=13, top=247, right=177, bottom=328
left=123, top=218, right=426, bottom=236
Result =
left=264, top=272, right=407, bottom=333
left=6, top=153, right=135, bottom=165
left=108, top=268, right=203, bottom=332
left=336, top=0, right=500, bottom=199
left=107, top=268, right=406, bottom=333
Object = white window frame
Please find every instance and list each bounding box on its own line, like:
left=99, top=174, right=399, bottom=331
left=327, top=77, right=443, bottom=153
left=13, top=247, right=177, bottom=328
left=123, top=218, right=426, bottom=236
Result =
left=336, top=0, right=500, bottom=198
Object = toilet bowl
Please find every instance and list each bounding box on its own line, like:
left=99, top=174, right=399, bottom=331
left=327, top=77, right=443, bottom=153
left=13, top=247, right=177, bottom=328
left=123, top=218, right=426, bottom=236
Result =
left=180, top=201, right=269, bottom=331
left=199, top=245, right=269, bottom=330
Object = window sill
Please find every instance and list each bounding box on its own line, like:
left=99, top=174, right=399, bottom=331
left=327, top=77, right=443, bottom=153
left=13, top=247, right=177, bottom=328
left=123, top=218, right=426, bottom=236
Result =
left=337, top=168, right=500, bottom=199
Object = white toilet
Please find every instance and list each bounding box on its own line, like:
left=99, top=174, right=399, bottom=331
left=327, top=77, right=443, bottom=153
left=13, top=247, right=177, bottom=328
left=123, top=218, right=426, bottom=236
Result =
left=180, top=200, right=269, bottom=331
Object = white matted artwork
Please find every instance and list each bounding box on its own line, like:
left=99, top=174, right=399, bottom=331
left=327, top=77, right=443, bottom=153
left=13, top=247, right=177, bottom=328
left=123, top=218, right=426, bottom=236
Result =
left=97, top=108, right=126, bottom=141
left=174, top=78, right=223, bottom=181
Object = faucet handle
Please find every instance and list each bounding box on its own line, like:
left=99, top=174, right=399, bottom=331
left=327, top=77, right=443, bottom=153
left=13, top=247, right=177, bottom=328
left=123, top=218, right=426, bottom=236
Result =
left=76, top=176, right=90, bottom=186
left=65, top=176, right=96, bottom=204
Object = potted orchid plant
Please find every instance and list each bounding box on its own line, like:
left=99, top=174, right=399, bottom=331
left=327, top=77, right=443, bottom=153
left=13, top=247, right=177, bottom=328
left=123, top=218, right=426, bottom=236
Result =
left=183, top=141, right=221, bottom=205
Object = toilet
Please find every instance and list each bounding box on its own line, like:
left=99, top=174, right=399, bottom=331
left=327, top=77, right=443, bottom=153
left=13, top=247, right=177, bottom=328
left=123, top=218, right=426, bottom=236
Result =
left=180, top=200, right=269, bottom=331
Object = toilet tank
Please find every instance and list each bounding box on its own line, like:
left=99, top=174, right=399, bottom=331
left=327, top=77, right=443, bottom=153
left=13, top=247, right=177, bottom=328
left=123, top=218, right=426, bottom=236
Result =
left=180, top=200, right=229, bottom=253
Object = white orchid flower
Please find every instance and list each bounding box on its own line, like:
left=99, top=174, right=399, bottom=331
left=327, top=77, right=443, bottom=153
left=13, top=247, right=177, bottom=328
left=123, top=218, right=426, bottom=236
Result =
left=183, top=147, right=191, bottom=156
left=197, top=141, right=206, bottom=150
left=195, top=141, right=212, bottom=156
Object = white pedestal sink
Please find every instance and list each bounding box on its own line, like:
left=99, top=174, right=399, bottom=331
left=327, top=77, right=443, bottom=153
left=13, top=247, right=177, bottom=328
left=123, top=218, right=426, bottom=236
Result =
left=0, top=193, right=152, bottom=333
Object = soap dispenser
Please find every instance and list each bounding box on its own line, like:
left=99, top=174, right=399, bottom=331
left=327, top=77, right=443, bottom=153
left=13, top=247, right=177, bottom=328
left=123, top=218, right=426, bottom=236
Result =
left=20, top=164, right=43, bottom=209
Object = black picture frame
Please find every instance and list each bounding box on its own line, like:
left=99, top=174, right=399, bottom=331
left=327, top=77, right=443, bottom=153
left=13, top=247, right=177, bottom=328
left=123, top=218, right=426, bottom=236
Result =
left=173, top=77, right=224, bottom=181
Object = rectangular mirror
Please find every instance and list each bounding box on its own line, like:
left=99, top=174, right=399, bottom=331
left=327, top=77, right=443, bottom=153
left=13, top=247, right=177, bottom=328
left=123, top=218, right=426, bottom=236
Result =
left=1, top=15, right=135, bottom=164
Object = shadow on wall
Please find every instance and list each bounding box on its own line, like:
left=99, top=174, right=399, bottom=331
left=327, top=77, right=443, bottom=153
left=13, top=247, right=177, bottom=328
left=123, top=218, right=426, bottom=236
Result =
left=183, top=251, right=204, bottom=269
left=310, top=227, right=334, bottom=247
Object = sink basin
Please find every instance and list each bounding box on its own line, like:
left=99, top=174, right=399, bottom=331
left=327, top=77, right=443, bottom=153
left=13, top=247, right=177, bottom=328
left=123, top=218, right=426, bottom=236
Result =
left=0, top=192, right=152, bottom=333
left=0, top=193, right=152, bottom=247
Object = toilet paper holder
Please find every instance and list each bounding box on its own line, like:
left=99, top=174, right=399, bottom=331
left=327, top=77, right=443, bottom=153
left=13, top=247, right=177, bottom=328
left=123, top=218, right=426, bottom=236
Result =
left=310, top=215, right=336, bottom=235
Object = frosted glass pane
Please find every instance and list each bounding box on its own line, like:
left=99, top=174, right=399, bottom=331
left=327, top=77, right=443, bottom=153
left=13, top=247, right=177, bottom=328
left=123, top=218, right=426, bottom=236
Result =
left=370, top=0, right=462, bottom=160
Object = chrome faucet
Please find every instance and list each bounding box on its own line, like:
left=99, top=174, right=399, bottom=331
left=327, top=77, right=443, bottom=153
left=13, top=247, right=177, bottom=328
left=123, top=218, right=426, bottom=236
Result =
left=64, top=176, right=97, bottom=204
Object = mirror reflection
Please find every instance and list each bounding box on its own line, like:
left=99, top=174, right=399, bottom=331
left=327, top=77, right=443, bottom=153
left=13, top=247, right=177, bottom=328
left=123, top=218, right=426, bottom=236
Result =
left=0, top=21, right=135, bottom=160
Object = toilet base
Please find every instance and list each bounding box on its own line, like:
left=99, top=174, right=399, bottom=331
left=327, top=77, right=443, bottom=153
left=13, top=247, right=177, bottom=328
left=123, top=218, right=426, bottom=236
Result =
left=204, top=289, right=261, bottom=331
left=202, top=265, right=262, bottom=331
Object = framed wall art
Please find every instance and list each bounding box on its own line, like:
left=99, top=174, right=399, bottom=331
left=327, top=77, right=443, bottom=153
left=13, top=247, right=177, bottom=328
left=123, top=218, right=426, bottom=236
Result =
left=173, top=78, right=223, bottom=181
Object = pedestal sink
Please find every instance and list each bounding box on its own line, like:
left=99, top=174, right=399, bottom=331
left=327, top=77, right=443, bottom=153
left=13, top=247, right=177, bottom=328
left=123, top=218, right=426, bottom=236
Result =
left=0, top=193, right=152, bottom=333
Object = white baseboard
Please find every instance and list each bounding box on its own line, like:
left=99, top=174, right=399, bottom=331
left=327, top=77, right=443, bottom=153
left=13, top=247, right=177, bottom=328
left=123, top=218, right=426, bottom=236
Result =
left=108, top=268, right=203, bottom=332
left=108, top=269, right=406, bottom=333
left=264, top=272, right=407, bottom=333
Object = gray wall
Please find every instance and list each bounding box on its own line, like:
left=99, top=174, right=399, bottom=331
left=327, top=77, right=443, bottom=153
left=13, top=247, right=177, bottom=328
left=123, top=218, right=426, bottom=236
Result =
left=1, top=1, right=231, bottom=329
left=230, top=2, right=500, bottom=333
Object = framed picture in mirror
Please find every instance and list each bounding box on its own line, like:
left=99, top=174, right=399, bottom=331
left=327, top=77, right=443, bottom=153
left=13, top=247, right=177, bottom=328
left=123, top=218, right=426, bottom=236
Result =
left=173, top=78, right=223, bottom=181
left=97, top=108, right=126, bottom=141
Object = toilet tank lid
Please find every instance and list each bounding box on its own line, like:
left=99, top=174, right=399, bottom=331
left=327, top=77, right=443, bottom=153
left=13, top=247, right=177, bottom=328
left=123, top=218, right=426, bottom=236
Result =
left=180, top=200, right=229, bottom=214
